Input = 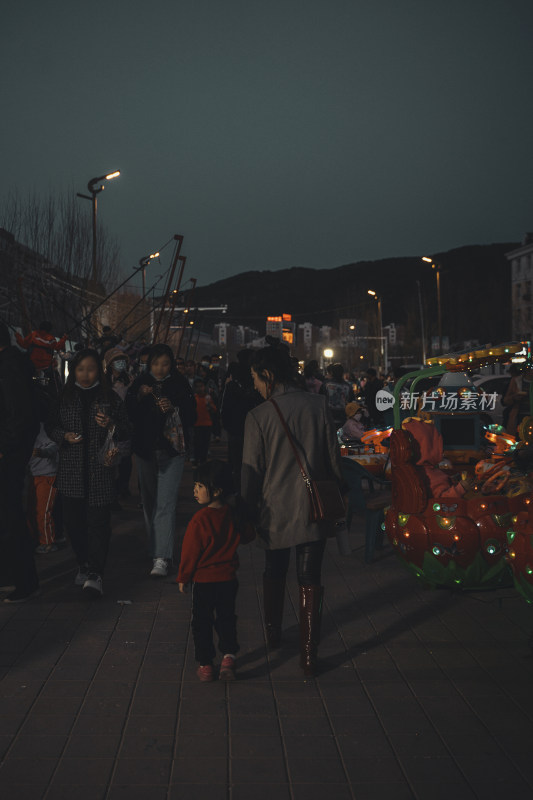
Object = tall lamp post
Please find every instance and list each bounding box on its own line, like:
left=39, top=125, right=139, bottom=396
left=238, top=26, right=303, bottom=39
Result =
left=139, top=251, right=160, bottom=300
left=422, top=256, right=442, bottom=353
left=367, top=289, right=384, bottom=372
left=77, top=170, right=120, bottom=284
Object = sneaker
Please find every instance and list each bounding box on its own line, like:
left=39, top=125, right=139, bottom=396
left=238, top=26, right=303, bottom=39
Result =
left=3, top=587, right=40, bottom=604
left=74, top=567, right=89, bottom=586
left=219, top=655, right=236, bottom=681
left=150, top=558, right=168, bottom=578
left=83, top=573, right=103, bottom=597
left=35, top=544, right=58, bottom=554
left=196, top=664, right=214, bottom=682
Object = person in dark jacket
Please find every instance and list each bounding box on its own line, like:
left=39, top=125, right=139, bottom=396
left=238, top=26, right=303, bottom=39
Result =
left=47, top=349, right=130, bottom=597
left=323, top=362, right=355, bottom=427
left=0, top=322, right=40, bottom=603
left=362, top=367, right=384, bottom=426
left=220, top=351, right=261, bottom=490
left=126, top=344, right=196, bottom=578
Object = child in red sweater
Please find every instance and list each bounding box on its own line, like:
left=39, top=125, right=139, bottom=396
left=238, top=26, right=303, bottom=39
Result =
left=177, top=460, right=254, bottom=681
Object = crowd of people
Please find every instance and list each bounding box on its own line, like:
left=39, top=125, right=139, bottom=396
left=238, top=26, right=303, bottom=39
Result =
left=5, top=317, right=532, bottom=681
left=2, top=319, right=371, bottom=678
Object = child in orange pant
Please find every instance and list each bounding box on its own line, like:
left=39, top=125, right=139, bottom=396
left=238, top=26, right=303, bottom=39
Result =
left=27, top=423, right=60, bottom=553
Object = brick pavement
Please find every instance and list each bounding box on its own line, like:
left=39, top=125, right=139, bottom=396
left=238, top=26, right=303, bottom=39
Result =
left=1, top=455, right=533, bottom=799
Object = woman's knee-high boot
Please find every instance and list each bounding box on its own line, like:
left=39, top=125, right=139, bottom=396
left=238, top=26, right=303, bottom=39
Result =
left=263, top=575, right=286, bottom=649
left=299, top=585, right=324, bottom=677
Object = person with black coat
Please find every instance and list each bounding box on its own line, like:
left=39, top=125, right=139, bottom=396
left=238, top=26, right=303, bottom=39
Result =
left=0, top=323, right=40, bottom=603
left=46, top=349, right=130, bottom=597
left=126, top=344, right=196, bottom=578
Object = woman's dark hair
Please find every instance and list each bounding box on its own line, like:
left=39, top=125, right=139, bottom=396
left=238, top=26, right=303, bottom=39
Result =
left=250, top=341, right=295, bottom=386
left=63, top=348, right=109, bottom=401
left=194, top=459, right=234, bottom=500
left=330, top=362, right=345, bottom=381
left=146, top=344, right=177, bottom=376
left=303, top=360, right=320, bottom=380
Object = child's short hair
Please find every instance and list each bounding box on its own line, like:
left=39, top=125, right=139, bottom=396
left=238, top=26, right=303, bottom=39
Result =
left=194, top=460, right=234, bottom=500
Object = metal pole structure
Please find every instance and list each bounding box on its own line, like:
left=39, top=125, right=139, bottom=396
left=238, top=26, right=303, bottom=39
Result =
left=378, top=296, right=384, bottom=373
left=64, top=263, right=152, bottom=338
left=152, top=235, right=184, bottom=343
left=436, top=265, right=443, bottom=353
left=416, top=279, right=427, bottom=365
left=163, top=255, right=187, bottom=344
left=192, top=315, right=203, bottom=360
left=185, top=307, right=199, bottom=360
left=92, top=193, right=98, bottom=284
left=177, top=278, right=196, bottom=358
left=77, top=170, right=120, bottom=330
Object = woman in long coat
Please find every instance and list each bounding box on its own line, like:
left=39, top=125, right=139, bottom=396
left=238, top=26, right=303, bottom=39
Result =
left=47, top=349, right=130, bottom=596
left=241, top=342, right=343, bottom=676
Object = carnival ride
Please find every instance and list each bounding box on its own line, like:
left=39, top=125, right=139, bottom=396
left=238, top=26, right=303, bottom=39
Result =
left=380, top=342, right=533, bottom=603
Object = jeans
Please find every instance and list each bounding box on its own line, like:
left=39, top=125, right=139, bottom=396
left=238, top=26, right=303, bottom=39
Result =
left=192, top=579, right=239, bottom=664
left=136, top=449, right=185, bottom=560
left=61, top=496, right=112, bottom=576
left=264, top=539, right=326, bottom=586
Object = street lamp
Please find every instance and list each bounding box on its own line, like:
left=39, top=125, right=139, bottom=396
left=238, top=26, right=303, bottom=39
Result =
left=422, top=256, right=442, bottom=353
left=77, top=170, right=120, bottom=285
left=367, top=289, right=383, bottom=371
left=139, top=251, right=160, bottom=299
left=323, top=348, right=334, bottom=360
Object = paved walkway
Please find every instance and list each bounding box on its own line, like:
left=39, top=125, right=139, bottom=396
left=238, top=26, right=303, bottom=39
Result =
left=2, top=457, right=533, bottom=799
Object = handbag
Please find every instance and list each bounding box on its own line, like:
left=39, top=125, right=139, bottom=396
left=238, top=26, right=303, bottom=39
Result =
left=269, top=397, right=346, bottom=523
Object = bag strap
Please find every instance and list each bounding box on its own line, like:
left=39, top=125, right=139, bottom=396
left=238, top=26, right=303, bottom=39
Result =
left=269, top=397, right=311, bottom=487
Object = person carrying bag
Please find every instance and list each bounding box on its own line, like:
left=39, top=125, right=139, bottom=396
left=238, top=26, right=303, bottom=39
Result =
left=241, top=340, right=343, bottom=677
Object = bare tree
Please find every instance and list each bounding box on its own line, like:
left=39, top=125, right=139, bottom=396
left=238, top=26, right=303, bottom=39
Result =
left=0, top=189, right=121, bottom=338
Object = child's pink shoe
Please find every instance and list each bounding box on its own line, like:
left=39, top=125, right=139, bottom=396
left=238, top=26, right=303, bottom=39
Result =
left=196, top=664, right=214, bottom=682
left=219, top=655, right=236, bottom=680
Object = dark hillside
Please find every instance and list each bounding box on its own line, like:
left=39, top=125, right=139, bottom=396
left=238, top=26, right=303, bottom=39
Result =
left=193, top=243, right=517, bottom=345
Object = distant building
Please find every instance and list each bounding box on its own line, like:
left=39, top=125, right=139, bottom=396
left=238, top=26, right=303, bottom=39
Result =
left=214, top=322, right=258, bottom=348
left=266, top=315, right=283, bottom=339
left=266, top=313, right=296, bottom=345
left=506, top=233, right=533, bottom=341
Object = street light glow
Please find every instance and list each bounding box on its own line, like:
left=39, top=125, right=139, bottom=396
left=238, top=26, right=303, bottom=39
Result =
left=105, top=171, right=120, bottom=180
left=323, top=348, right=334, bottom=359
left=422, top=256, right=432, bottom=263
left=149, top=252, right=160, bottom=259
left=367, top=289, right=376, bottom=297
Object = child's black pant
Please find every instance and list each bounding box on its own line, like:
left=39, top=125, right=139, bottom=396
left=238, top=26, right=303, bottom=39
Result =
left=192, top=579, right=239, bottom=664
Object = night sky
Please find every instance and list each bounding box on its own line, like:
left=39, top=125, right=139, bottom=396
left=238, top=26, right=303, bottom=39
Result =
left=2, top=0, right=532, bottom=290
